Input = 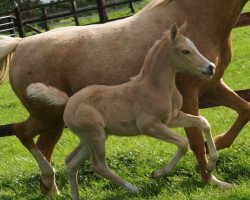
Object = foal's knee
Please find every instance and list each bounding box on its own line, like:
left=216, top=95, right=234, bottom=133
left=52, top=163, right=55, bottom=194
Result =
left=199, top=116, right=211, bottom=132
left=179, top=138, right=189, bottom=154
left=92, top=163, right=108, bottom=177
left=65, top=160, right=78, bottom=177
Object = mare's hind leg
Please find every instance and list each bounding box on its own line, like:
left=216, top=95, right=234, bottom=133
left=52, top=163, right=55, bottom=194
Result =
left=142, top=121, right=188, bottom=179
left=36, top=125, right=64, bottom=162
left=36, top=125, right=64, bottom=196
left=203, top=80, right=250, bottom=150
left=13, top=116, right=60, bottom=197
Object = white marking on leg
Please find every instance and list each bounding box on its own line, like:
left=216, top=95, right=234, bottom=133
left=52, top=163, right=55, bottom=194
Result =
left=30, top=148, right=60, bottom=196
left=199, top=116, right=219, bottom=171
left=210, top=174, right=232, bottom=189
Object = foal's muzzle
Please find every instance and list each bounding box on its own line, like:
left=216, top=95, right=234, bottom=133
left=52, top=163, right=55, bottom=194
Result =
left=202, top=64, right=215, bottom=77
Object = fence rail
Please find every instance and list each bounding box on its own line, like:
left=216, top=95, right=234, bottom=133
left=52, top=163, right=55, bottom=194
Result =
left=0, top=16, right=15, bottom=37
left=0, top=0, right=139, bottom=37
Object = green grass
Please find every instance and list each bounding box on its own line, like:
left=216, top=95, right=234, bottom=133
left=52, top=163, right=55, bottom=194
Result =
left=0, top=1, right=250, bottom=200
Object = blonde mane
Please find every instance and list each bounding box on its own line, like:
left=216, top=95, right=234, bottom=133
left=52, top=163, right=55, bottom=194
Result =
left=139, top=0, right=174, bottom=13
left=130, top=32, right=170, bottom=81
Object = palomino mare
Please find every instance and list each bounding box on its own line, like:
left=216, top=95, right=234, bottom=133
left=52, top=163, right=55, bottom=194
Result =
left=27, top=25, right=219, bottom=199
left=0, top=0, right=249, bottom=196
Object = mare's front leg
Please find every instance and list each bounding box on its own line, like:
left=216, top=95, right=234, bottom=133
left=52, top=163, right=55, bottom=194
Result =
left=203, top=80, right=250, bottom=150
left=180, top=93, right=230, bottom=188
left=139, top=121, right=189, bottom=179
left=180, top=92, right=211, bottom=182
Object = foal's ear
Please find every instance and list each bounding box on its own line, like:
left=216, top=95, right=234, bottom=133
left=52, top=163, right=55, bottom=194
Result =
left=170, top=24, right=179, bottom=41
left=179, top=20, right=188, bottom=34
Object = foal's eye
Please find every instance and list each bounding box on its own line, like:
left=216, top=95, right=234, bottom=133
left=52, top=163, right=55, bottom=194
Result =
left=182, top=50, right=190, bottom=54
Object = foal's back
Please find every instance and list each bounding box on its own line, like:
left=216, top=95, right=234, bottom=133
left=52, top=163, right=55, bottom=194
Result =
left=63, top=82, right=141, bottom=136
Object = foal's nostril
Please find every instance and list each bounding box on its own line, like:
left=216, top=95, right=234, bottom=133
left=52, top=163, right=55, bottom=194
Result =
left=208, top=64, right=215, bottom=73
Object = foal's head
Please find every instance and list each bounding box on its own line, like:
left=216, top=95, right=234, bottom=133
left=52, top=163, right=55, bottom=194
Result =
left=165, top=24, right=215, bottom=79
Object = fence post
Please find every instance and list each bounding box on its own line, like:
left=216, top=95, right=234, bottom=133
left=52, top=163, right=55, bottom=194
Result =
left=71, top=0, right=80, bottom=26
left=96, top=0, right=108, bottom=23
left=128, top=0, right=135, bottom=13
left=14, top=7, right=25, bottom=38
left=42, top=6, right=49, bottom=31
left=7, top=16, right=16, bottom=37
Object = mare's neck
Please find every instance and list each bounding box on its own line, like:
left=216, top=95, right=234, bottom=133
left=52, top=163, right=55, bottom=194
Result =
left=133, top=0, right=247, bottom=46
left=183, top=0, right=247, bottom=38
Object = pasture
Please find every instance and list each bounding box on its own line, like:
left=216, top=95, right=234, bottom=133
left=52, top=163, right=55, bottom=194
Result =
left=0, top=2, right=250, bottom=200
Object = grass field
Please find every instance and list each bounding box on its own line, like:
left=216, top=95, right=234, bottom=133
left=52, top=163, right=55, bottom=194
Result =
left=0, top=2, right=250, bottom=200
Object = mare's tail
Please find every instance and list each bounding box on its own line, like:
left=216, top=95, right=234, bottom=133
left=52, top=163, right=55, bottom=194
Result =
left=26, top=83, right=69, bottom=105
left=0, top=35, right=22, bottom=83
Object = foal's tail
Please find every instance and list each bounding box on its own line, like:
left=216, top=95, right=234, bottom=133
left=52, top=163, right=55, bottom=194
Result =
left=0, top=35, right=22, bottom=84
left=26, top=83, right=69, bottom=105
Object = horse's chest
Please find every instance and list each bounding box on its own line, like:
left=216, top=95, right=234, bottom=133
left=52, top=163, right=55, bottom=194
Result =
left=160, top=90, right=183, bottom=124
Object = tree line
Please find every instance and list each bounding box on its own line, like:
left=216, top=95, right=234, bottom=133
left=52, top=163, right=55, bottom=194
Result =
left=0, top=0, right=96, bottom=14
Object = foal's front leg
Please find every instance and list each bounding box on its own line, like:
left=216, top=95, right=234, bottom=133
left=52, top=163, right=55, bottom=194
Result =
left=169, top=111, right=231, bottom=188
left=141, top=121, right=189, bottom=179
left=169, top=111, right=218, bottom=172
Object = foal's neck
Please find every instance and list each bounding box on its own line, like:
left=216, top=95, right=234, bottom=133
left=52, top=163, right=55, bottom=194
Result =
left=138, top=42, right=176, bottom=92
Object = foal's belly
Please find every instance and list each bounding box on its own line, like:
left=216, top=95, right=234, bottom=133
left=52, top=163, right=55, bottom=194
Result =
left=105, top=123, right=140, bottom=137
left=101, top=108, right=140, bottom=136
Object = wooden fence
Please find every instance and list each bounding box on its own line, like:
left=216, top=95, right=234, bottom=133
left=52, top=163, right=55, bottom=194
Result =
left=0, top=0, right=139, bottom=37
left=0, top=16, right=15, bottom=37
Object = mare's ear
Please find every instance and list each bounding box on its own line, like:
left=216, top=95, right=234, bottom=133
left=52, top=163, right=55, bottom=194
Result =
left=170, top=24, right=179, bottom=41
left=179, top=20, right=188, bottom=34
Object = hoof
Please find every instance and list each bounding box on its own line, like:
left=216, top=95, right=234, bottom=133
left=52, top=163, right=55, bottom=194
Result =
left=151, top=170, right=161, bottom=179
left=151, top=168, right=172, bottom=179
left=210, top=174, right=232, bottom=189
left=40, top=179, right=60, bottom=198
left=124, top=182, right=140, bottom=194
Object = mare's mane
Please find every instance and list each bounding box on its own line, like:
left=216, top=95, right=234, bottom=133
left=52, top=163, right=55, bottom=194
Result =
left=139, top=0, right=174, bottom=13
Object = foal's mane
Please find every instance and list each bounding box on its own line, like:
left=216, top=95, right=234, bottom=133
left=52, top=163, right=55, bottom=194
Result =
left=130, top=32, right=170, bottom=81
left=139, top=0, right=174, bottom=13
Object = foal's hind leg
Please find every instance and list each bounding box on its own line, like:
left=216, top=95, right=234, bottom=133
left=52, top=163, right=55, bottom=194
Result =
left=13, top=117, right=60, bottom=197
left=87, top=128, right=140, bottom=194
left=142, top=121, right=189, bottom=179
left=66, top=141, right=91, bottom=200
left=203, top=80, right=250, bottom=150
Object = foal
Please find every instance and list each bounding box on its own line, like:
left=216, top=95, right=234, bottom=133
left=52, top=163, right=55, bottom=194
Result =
left=27, top=25, right=217, bottom=199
